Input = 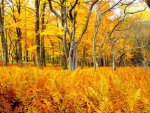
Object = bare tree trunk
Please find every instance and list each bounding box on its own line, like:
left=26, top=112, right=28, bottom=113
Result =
left=51, top=42, right=55, bottom=66
left=141, top=47, right=149, bottom=68
left=9, top=0, right=23, bottom=66
left=68, top=9, right=78, bottom=71
left=16, top=28, right=23, bottom=66
left=16, top=0, right=23, bottom=66
left=93, top=33, right=97, bottom=70
left=0, top=0, right=8, bottom=66
left=25, top=50, right=28, bottom=63
left=24, top=6, right=28, bottom=64
left=112, top=46, right=116, bottom=71
left=8, top=30, right=14, bottom=64
left=81, top=45, right=86, bottom=68
left=61, top=2, right=68, bottom=70
left=119, top=54, right=125, bottom=66
left=41, top=2, right=46, bottom=67
left=93, top=13, right=102, bottom=70
left=68, top=45, right=78, bottom=71
left=103, top=55, right=106, bottom=66
left=15, top=40, right=19, bottom=63
left=35, top=0, right=41, bottom=67
left=112, top=54, right=116, bottom=71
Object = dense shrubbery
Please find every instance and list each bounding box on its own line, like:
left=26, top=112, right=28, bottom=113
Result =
left=0, top=67, right=150, bottom=113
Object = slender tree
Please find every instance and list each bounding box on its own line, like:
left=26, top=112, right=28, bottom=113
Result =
left=41, top=2, right=47, bottom=67
left=7, top=0, right=23, bottom=66
left=92, top=0, right=122, bottom=70
left=108, top=0, right=147, bottom=70
left=0, top=0, right=8, bottom=66
left=35, top=0, right=41, bottom=67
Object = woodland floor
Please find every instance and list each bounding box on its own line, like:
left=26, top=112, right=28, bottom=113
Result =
left=0, top=67, right=150, bottom=113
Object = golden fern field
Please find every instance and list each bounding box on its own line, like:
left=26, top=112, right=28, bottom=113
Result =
left=0, top=67, right=150, bottom=113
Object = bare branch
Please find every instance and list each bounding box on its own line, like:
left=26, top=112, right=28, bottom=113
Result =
left=109, top=1, right=146, bottom=39
left=117, top=40, right=150, bottom=58
left=77, top=0, right=98, bottom=46
left=48, top=0, right=62, bottom=20
left=101, top=0, right=122, bottom=14
left=69, top=0, right=78, bottom=20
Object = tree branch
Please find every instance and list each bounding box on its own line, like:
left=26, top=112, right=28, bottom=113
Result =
left=77, top=0, right=98, bottom=46
left=48, top=0, right=62, bottom=20
left=117, top=40, right=150, bottom=58
left=69, top=0, right=78, bottom=21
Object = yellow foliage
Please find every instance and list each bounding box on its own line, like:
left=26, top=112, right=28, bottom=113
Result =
left=0, top=67, right=150, bottom=112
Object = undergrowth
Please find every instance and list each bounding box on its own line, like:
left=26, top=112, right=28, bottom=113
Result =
left=0, top=67, right=150, bottom=113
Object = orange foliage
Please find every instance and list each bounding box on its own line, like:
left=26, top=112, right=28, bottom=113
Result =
left=0, top=67, right=150, bottom=112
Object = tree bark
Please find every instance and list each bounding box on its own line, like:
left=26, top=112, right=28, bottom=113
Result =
left=35, top=0, right=41, bottom=67
left=68, top=45, right=78, bottom=71
left=141, top=45, right=149, bottom=68
left=24, top=6, right=28, bottom=64
left=41, top=2, right=46, bottom=67
left=93, top=13, right=102, bottom=70
left=16, top=0, right=23, bottom=66
left=61, top=2, right=68, bottom=69
left=16, top=27, right=23, bottom=66
left=110, top=40, right=117, bottom=71
left=81, top=45, right=86, bottom=68
left=0, top=0, right=8, bottom=66
left=112, top=51, right=117, bottom=71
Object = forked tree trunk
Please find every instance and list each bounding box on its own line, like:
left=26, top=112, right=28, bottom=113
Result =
left=0, top=0, right=8, bottom=66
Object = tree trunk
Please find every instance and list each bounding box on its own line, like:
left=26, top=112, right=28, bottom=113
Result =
left=16, top=28, right=23, bottom=66
left=24, top=6, right=28, bottom=64
left=12, top=0, right=23, bottom=66
left=93, top=13, right=102, bottom=70
left=61, top=3, right=68, bottom=70
left=52, top=42, right=55, bottom=66
left=81, top=45, right=86, bottom=68
left=119, top=54, right=124, bottom=66
left=15, top=40, right=19, bottom=63
left=0, top=0, right=8, bottom=66
left=141, top=48, right=149, bottom=68
left=25, top=50, right=28, bottom=63
left=35, top=0, right=41, bottom=67
left=103, top=55, right=106, bottom=66
left=68, top=45, right=78, bottom=71
left=112, top=48, right=116, bottom=71
left=41, top=2, right=46, bottom=67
